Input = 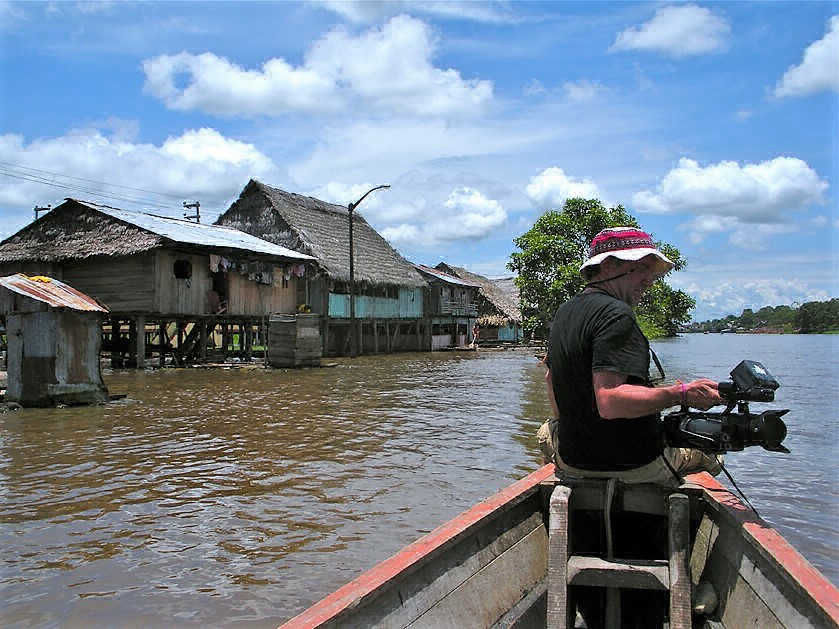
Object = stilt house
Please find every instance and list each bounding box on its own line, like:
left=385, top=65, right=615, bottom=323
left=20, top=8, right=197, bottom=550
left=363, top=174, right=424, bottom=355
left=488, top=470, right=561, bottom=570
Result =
left=0, top=274, right=108, bottom=406
left=0, top=199, right=315, bottom=366
left=434, top=264, right=523, bottom=343
left=215, top=179, right=428, bottom=356
left=414, top=265, right=479, bottom=350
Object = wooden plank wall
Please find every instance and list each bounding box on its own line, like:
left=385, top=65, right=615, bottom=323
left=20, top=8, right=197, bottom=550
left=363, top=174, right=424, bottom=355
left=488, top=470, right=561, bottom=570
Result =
left=227, top=271, right=297, bottom=316
left=154, top=250, right=210, bottom=315
left=63, top=254, right=156, bottom=313
left=0, top=262, right=64, bottom=279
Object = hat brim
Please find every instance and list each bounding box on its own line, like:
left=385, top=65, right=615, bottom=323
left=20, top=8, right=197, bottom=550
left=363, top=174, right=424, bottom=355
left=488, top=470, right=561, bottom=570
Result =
left=580, top=248, right=674, bottom=277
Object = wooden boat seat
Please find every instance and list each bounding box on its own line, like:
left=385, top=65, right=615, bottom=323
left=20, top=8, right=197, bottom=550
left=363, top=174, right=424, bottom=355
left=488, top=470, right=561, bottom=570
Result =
left=543, top=476, right=691, bottom=628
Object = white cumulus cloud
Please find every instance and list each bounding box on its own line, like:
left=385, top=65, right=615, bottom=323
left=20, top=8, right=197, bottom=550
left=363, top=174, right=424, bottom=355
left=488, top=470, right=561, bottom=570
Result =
left=774, top=15, right=839, bottom=98
left=0, top=127, right=278, bottom=219
left=611, top=4, right=730, bottom=58
left=525, top=167, right=601, bottom=209
left=633, top=157, right=827, bottom=222
left=142, top=52, right=336, bottom=116
left=382, top=186, right=505, bottom=246
left=143, top=15, right=493, bottom=118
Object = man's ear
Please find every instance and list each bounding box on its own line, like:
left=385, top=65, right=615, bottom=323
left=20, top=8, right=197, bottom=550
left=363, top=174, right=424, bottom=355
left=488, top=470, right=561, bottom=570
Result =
left=599, top=257, right=620, bottom=274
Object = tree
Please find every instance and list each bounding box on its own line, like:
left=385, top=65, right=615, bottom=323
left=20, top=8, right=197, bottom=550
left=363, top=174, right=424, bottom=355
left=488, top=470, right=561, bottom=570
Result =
left=507, top=198, right=695, bottom=338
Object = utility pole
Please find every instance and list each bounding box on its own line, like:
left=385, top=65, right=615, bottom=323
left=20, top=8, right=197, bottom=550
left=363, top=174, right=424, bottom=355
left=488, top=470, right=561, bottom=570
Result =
left=34, top=205, right=51, bottom=220
left=347, top=185, right=390, bottom=358
left=183, top=201, right=201, bottom=222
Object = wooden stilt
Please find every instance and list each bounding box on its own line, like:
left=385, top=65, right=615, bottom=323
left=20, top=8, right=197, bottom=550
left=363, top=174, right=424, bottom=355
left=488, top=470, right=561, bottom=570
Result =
left=373, top=320, right=379, bottom=354
left=136, top=315, right=146, bottom=369
left=222, top=323, right=229, bottom=360
left=159, top=321, right=166, bottom=367
left=200, top=318, right=208, bottom=362
left=111, top=319, right=121, bottom=368
left=245, top=322, right=253, bottom=361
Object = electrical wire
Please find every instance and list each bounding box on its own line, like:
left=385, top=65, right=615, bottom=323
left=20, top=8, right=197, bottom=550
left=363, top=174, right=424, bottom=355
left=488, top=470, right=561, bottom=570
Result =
left=0, top=161, right=227, bottom=220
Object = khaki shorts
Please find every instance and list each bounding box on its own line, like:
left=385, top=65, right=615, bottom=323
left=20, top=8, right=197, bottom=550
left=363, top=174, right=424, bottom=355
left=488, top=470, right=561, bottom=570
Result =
left=537, top=419, right=722, bottom=487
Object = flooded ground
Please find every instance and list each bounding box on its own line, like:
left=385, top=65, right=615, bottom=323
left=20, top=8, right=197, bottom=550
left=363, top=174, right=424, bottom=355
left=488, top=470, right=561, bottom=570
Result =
left=1, top=336, right=836, bottom=627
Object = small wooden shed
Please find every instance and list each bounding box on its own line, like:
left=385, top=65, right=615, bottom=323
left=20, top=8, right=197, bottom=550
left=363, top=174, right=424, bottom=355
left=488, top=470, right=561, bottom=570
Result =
left=0, top=274, right=109, bottom=407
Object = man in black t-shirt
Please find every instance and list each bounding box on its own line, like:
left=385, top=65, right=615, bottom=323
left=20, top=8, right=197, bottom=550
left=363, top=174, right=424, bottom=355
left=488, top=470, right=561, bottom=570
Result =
left=538, top=227, right=722, bottom=484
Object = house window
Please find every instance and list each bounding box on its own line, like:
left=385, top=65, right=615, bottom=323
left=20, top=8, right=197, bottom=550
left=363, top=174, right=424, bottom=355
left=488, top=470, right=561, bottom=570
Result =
left=174, top=259, right=192, bottom=279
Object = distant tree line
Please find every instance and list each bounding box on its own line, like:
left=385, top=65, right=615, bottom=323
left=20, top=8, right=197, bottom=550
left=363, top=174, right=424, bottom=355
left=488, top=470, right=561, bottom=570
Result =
left=686, top=298, right=839, bottom=334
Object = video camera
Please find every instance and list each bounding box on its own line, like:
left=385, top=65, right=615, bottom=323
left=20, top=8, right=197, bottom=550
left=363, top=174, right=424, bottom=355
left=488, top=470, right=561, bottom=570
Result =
left=662, top=360, right=790, bottom=454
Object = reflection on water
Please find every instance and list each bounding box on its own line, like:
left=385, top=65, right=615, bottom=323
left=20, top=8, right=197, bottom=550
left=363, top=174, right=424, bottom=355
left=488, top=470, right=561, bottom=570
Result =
left=1, top=337, right=836, bottom=628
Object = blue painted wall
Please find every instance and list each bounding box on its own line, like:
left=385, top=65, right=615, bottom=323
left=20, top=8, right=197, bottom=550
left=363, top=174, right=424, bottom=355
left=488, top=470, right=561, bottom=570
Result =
left=498, top=323, right=523, bottom=341
left=328, top=287, right=423, bottom=318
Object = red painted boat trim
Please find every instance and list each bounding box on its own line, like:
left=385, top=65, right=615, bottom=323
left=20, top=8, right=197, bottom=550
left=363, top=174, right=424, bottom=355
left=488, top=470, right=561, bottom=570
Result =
left=686, top=472, right=839, bottom=625
left=278, top=464, right=556, bottom=629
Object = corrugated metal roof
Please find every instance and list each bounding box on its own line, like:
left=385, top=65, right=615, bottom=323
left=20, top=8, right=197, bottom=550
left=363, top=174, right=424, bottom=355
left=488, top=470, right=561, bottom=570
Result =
left=0, top=274, right=109, bottom=312
left=414, top=265, right=481, bottom=287
left=75, top=200, right=315, bottom=262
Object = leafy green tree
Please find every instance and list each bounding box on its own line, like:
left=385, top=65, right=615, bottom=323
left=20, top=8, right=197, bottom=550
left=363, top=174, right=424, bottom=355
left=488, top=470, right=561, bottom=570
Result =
left=739, top=308, right=756, bottom=329
left=507, top=198, right=695, bottom=338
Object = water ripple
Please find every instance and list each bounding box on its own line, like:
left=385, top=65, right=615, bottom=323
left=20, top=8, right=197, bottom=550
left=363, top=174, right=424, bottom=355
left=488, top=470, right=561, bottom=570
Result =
left=1, top=342, right=835, bottom=627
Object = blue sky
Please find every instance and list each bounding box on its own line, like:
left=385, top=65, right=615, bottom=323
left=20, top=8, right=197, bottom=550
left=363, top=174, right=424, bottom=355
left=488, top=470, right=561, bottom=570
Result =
left=1, top=1, right=836, bottom=321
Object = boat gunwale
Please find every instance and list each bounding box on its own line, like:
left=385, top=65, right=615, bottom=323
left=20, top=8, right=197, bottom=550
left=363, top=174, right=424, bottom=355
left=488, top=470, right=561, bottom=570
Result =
left=277, top=465, right=555, bottom=628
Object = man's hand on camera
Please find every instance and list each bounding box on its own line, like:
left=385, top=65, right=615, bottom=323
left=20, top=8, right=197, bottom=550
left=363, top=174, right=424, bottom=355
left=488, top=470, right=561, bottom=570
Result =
left=684, top=378, right=722, bottom=411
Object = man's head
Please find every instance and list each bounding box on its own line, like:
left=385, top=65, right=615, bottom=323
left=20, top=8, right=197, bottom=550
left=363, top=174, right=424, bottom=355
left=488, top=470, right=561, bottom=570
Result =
left=580, top=227, right=674, bottom=305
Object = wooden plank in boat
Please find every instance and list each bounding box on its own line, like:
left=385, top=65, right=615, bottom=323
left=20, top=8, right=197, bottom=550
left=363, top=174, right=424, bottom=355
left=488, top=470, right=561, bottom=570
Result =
left=567, top=557, right=669, bottom=590
left=367, top=507, right=545, bottom=627
left=404, top=525, right=547, bottom=628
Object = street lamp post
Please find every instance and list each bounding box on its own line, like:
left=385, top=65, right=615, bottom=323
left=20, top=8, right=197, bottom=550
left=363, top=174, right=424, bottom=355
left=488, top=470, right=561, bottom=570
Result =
left=347, top=184, right=390, bottom=358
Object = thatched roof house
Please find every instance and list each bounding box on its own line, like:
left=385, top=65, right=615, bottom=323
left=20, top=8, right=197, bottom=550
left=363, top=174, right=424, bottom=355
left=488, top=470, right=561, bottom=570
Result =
left=0, top=198, right=315, bottom=317
left=215, top=179, right=425, bottom=288
left=434, top=264, right=522, bottom=327
left=0, top=198, right=313, bottom=267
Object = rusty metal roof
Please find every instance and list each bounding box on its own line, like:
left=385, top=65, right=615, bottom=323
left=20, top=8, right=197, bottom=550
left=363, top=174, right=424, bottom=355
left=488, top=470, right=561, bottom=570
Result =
left=0, top=274, right=109, bottom=312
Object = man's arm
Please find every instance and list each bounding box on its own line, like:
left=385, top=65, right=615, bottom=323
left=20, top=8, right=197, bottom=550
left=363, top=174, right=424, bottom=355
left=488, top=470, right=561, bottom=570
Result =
left=593, top=371, right=721, bottom=419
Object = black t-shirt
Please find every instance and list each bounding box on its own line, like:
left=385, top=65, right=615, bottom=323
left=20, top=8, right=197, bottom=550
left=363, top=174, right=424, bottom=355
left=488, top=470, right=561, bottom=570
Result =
left=547, top=291, right=663, bottom=470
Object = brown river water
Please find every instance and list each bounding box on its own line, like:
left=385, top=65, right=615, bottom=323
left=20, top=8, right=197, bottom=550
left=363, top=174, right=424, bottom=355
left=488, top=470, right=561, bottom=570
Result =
left=1, top=336, right=837, bottom=628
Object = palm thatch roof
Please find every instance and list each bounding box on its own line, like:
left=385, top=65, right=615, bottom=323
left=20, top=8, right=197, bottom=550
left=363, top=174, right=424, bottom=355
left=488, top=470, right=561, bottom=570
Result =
left=435, top=263, right=521, bottom=326
left=0, top=199, right=314, bottom=264
left=215, top=179, right=425, bottom=287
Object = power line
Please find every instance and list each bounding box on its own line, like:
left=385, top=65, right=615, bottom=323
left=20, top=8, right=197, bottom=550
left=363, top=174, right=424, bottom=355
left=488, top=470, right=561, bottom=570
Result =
left=0, top=161, right=188, bottom=201
left=0, top=168, right=179, bottom=212
left=0, top=162, right=230, bottom=220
